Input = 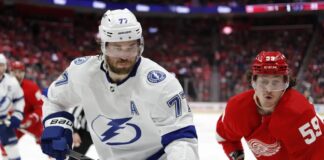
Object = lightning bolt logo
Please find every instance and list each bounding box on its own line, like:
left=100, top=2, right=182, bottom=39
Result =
left=0, top=96, right=10, bottom=113
left=92, top=116, right=142, bottom=146
left=101, top=118, right=131, bottom=142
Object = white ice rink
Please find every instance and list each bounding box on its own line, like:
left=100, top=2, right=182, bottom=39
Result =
left=0, top=112, right=257, bottom=160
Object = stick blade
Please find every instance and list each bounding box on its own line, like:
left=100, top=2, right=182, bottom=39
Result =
left=68, top=150, right=95, bottom=160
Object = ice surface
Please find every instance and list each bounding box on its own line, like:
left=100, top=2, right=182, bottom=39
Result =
left=0, top=112, right=257, bottom=160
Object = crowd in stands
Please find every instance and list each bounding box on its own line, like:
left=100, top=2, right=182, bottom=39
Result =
left=0, top=5, right=322, bottom=103
left=215, top=28, right=313, bottom=101
left=0, top=8, right=213, bottom=101
left=299, top=26, right=324, bottom=104
left=141, top=17, right=213, bottom=101
left=100, top=0, right=323, bottom=7
left=0, top=11, right=98, bottom=89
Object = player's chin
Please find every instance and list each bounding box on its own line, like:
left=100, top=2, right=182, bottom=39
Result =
left=114, top=66, right=133, bottom=74
left=116, top=62, right=132, bottom=68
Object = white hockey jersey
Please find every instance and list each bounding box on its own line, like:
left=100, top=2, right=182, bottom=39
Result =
left=43, top=56, right=199, bottom=160
left=0, top=73, right=25, bottom=120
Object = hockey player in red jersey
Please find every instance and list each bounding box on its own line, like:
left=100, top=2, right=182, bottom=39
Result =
left=216, top=51, right=324, bottom=160
left=10, top=61, right=44, bottom=141
left=1, top=60, right=44, bottom=158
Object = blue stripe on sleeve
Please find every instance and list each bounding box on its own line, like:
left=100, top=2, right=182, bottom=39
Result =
left=146, top=148, right=165, bottom=160
left=14, top=110, right=24, bottom=116
left=12, top=96, right=24, bottom=103
left=161, top=125, right=198, bottom=148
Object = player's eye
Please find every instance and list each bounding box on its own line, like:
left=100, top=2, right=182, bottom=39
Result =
left=272, top=81, right=280, bottom=86
left=260, top=80, right=269, bottom=85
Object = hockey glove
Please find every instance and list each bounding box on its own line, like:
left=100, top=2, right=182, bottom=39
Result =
left=229, top=150, right=244, bottom=160
left=41, top=111, right=74, bottom=160
left=8, top=116, right=21, bottom=129
left=20, top=113, right=40, bottom=129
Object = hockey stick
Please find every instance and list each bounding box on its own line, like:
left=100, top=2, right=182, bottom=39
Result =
left=68, top=149, right=95, bottom=160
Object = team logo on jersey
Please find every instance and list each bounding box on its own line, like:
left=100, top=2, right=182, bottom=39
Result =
left=91, top=115, right=142, bottom=146
left=247, top=139, right=281, bottom=157
left=147, top=70, right=166, bottom=83
left=0, top=96, right=10, bottom=113
left=73, top=56, right=90, bottom=65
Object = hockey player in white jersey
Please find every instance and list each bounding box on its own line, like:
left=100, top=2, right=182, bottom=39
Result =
left=0, top=54, right=25, bottom=160
left=41, top=9, right=199, bottom=160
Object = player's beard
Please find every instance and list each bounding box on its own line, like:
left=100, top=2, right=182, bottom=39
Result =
left=106, top=56, right=137, bottom=75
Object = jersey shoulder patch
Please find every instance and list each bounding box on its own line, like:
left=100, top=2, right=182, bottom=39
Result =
left=147, top=70, right=166, bottom=83
left=73, top=56, right=90, bottom=65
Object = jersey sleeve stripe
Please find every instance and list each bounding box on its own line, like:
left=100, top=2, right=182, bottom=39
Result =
left=12, top=96, right=24, bottom=103
left=13, top=110, right=24, bottom=120
left=161, top=125, right=197, bottom=148
left=146, top=148, right=164, bottom=160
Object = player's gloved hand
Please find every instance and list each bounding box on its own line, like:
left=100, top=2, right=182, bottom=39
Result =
left=41, top=111, right=74, bottom=160
left=229, top=150, right=244, bottom=160
left=8, top=116, right=21, bottom=129
left=19, top=120, right=32, bottom=129
left=20, top=113, right=40, bottom=129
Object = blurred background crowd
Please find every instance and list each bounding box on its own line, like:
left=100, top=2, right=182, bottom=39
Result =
left=0, top=0, right=323, bottom=103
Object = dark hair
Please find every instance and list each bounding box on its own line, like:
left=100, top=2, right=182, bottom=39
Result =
left=246, top=71, right=296, bottom=89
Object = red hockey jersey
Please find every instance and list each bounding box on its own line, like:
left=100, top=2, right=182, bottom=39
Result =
left=216, top=89, right=324, bottom=160
left=17, top=79, right=43, bottom=138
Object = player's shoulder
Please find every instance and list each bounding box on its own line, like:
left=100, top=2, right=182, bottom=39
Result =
left=270, top=89, right=317, bottom=135
left=227, top=90, right=255, bottom=109
left=3, top=73, right=20, bottom=86
left=68, top=55, right=102, bottom=77
left=277, top=89, right=313, bottom=115
left=224, top=90, right=257, bottom=117
left=222, top=90, right=260, bottom=134
left=21, top=79, right=39, bottom=90
left=22, top=79, right=37, bottom=86
left=229, top=89, right=255, bottom=102
left=139, top=57, right=175, bottom=86
left=70, top=55, right=100, bottom=68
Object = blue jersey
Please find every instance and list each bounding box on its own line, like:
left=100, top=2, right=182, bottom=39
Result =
left=43, top=56, right=199, bottom=160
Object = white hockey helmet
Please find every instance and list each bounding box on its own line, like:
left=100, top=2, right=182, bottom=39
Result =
left=98, top=8, right=144, bottom=56
left=0, top=53, right=7, bottom=64
left=0, top=53, right=7, bottom=70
